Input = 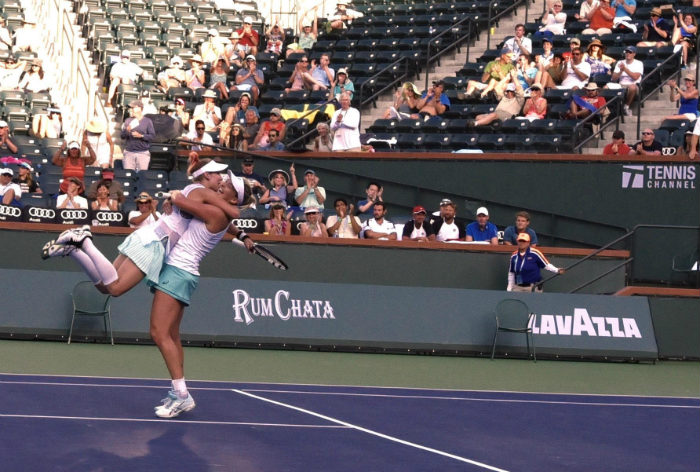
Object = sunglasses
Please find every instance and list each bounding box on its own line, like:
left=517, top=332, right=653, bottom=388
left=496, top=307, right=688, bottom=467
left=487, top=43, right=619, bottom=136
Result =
left=196, top=127, right=205, bottom=130
left=269, top=134, right=278, bottom=138
left=642, top=132, right=654, bottom=135
left=306, top=212, right=318, bottom=215
left=300, top=59, right=308, bottom=62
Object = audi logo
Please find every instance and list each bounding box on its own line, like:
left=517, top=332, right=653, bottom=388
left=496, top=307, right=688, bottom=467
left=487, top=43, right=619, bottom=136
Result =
left=661, top=147, right=677, bottom=156
left=0, top=205, right=22, bottom=217
left=96, top=212, right=124, bottom=222
left=60, top=209, right=89, bottom=220
left=28, top=208, right=56, bottom=219
left=231, top=218, right=258, bottom=229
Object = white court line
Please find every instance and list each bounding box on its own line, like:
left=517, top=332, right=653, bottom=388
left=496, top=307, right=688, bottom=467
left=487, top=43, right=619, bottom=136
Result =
left=1, top=380, right=697, bottom=409
left=234, top=389, right=510, bottom=472
left=241, top=388, right=700, bottom=409
left=0, top=413, right=350, bottom=428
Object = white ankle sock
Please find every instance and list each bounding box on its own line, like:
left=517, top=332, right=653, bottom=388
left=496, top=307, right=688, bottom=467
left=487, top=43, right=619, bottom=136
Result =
left=69, top=249, right=102, bottom=285
left=172, top=378, right=188, bottom=398
left=80, top=238, right=119, bottom=285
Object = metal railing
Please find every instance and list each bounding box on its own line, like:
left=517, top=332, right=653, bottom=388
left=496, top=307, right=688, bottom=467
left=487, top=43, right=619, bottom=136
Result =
left=484, top=0, right=529, bottom=53
left=632, top=50, right=682, bottom=140
left=422, top=17, right=474, bottom=90
left=573, top=94, right=622, bottom=153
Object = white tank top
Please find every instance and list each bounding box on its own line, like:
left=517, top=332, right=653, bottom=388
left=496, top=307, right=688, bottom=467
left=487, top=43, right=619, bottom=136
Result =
left=165, top=217, right=227, bottom=275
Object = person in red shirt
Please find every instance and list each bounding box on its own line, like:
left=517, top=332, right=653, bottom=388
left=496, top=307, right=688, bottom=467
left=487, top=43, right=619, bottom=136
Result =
left=603, top=130, right=631, bottom=156
left=582, top=0, right=615, bottom=35
left=236, top=17, right=259, bottom=56
left=565, top=82, right=607, bottom=119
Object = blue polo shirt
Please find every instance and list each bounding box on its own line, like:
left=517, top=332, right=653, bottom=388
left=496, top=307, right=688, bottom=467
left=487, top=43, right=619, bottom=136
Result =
left=503, top=226, right=538, bottom=245
left=466, top=221, right=498, bottom=242
left=420, top=91, right=451, bottom=109
left=614, top=0, right=635, bottom=17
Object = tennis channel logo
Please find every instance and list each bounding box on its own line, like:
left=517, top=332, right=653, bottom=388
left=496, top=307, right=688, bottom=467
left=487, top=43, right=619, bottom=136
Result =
left=621, top=165, right=696, bottom=190
left=231, top=289, right=335, bottom=325
left=530, top=308, right=642, bottom=338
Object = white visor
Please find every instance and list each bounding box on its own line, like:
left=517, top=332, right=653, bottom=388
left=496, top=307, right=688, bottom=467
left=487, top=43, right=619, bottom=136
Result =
left=192, top=160, right=228, bottom=178
left=226, top=170, right=245, bottom=206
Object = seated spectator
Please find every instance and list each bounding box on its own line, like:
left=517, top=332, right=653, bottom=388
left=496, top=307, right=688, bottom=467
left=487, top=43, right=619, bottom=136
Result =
left=32, top=107, right=62, bottom=139
left=575, top=0, right=599, bottom=21
left=0, top=17, right=10, bottom=51
left=18, top=59, right=49, bottom=93
left=139, top=90, right=158, bottom=115
left=582, top=0, right=615, bottom=35
left=86, top=169, right=124, bottom=205
left=331, top=92, right=361, bottom=151
left=305, top=54, right=335, bottom=91
left=463, top=50, right=515, bottom=100
left=0, top=57, right=27, bottom=91
left=629, top=128, right=662, bottom=156
left=514, top=55, right=538, bottom=91
left=265, top=203, right=293, bottom=236
left=84, top=119, right=113, bottom=169
left=191, top=90, right=222, bottom=133
left=200, top=29, right=226, bottom=65
left=169, top=98, right=190, bottom=129
left=535, top=0, right=567, bottom=39
left=157, top=56, right=185, bottom=93
left=236, top=17, right=260, bottom=56
left=242, top=109, right=260, bottom=147
left=290, top=8, right=318, bottom=53
left=0, top=168, right=21, bottom=205
left=219, top=122, right=248, bottom=150
left=402, top=206, right=435, bottom=242
left=106, top=50, right=143, bottom=108
left=469, top=80, right=525, bottom=127
left=332, top=68, right=355, bottom=103
left=312, top=122, right=333, bottom=151
left=52, top=139, right=96, bottom=193
left=535, top=37, right=554, bottom=68
left=209, top=57, right=231, bottom=101
left=415, top=80, right=450, bottom=118
left=56, top=177, right=87, bottom=209
left=225, top=92, right=258, bottom=125
left=607, top=46, right=643, bottom=116
left=0, top=120, right=17, bottom=155
left=563, top=37, right=581, bottom=61
left=466, top=207, right=498, bottom=244
left=260, top=165, right=297, bottom=208
left=258, top=129, right=285, bottom=151
left=432, top=199, right=465, bottom=242
left=584, top=39, right=614, bottom=82
left=15, top=162, right=41, bottom=194
left=665, top=74, right=699, bottom=121
left=13, top=18, right=39, bottom=53
left=638, top=8, right=672, bottom=48
left=564, top=82, right=607, bottom=120
left=225, top=32, right=245, bottom=68
left=357, top=182, right=383, bottom=216
left=252, top=108, right=286, bottom=149
left=503, top=211, right=538, bottom=246
left=361, top=201, right=397, bottom=240
left=602, top=129, right=631, bottom=155
left=384, top=82, right=421, bottom=120
left=185, top=119, right=214, bottom=151
left=326, top=198, right=362, bottom=238
left=672, top=13, right=697, bottom=67
left=264, top=18, right=285, bottom=57
left=503, top=24, right=532, bottom=60
left=231, top=55, right=264, bottom=103
left=294, top=169, right=326, bottom=209
left=300, top=206, right=328, bottom=237
left=611, top=0, right=636, bottom=20
left=329, top=1, right=364, bottom=31
left=285, top=56, right=311, bottom=93
left=184, top=55, right=206, bottom=92
left=519, top=83, right=547, bottom=121
left=90, top=181, right=118, bottom=211
left=128, top=192, right=160, bottom=228
left=687, top=118, right=700, bottom=159
left=559, top=48, right=591, bottom=90
left=535, top=53, right=566, bottom=89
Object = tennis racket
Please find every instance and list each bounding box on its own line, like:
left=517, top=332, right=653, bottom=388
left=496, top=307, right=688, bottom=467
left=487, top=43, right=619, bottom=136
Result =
left=233, top=239, right=289, bottom=270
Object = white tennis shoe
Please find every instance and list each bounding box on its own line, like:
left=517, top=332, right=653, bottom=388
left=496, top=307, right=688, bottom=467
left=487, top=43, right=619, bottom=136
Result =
left=55, top=225, right=92, bottom=247
left=41, top=240, right=75, bottom=259
left=155, top=392, right=196, bottom=418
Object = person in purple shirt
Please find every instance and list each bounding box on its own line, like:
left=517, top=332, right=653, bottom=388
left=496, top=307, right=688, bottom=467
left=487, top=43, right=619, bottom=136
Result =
left=121, top=100, right=155, bottom=171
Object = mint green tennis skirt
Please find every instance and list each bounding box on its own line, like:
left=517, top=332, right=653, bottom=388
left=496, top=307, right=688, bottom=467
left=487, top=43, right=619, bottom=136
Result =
left=147, top=263, right=199, bottom=306
left=117, top=232, right=167, bottom=284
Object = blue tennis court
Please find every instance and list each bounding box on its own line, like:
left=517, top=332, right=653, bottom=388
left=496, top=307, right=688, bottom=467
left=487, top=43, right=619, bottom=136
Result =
left=1, top=373, right=697, bottom=471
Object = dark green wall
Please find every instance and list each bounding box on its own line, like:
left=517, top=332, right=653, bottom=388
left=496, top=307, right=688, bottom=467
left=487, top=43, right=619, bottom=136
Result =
left=649, top=297, right=700, bottom=359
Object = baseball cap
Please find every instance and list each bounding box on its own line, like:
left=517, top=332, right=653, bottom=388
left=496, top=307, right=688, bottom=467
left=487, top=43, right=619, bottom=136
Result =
left=208, top=28, right=219, bottom=36
left=101, top=169, right=115, bottom=179
left=506, top=83, right=516, bottom=92
left=570, top=38, right=581, bottom=45
left=476, top=207, right=489, bottom=216
left=121, top=50, right=131, bottom=57
left=439, top=198, right=453, bottom=206
left=0, top=120, right=7, bottom=127
left=67, top=141, right=81, bottom=150
left=246, top=54, right=256, bottom=62
left=412, top=206, right=427, bottom=214
left=243, top=157, right=254, bottom=164
left=624, top=46, right=637, bottom=54
left=585, top=82, right=598, bottom=90
left=304, top=206, right=320, bottom=214
left=304, top=169, right=316, bottom=175
left=135, top=191, right=152, bottom=202
left=432, top=79, right=445, bottom=87
left=0, top=168, right=13, bottom=176
left=270, top=107, right=282, bottom=116
left=337, top=68, right=348, bottom=76
left=243, top=16, right=253, bottom=24
left=19, top=162, right=33, bottom=171
left=517, top=233, right=531, bottom=242
left=128, top=100, right=143, bottom=108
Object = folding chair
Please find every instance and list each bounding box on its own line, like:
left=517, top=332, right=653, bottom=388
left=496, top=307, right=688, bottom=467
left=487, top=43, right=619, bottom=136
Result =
left=491, top=298, right=536, bottom=361
left=68, top=281, right=114, bottom=345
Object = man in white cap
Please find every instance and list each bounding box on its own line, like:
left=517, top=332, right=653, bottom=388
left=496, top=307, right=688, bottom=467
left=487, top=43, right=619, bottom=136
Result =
left=236, top=16, right=259, bottom=56
left=300, top=206, right=328, bottom=238
left=191, top=90, right=221, bottom=132
left=470, top=78, right=524, bottom=127
left=466, top=207, right=499, bottom=244
left=0, top=168, right=21, bottom=206
left=226, top=31, right=245, bottom=67
left=0, top=17, right=11, bottom=51
left=12, top=18, right=38, bottom=52
left=106, top=50, right=144, bottom=108
left=330, top=92, right=361, bottom=151
left=157, top=56, right=185, bottom=92
left=200, top=28, right=226, bottom=64
left=121, top=100, right=155, bottom=171
left=231, top=55, right=264, bottom=103
left=329, top=0, right=364, bottom=30
left=0, top=120, right=17, bottom=154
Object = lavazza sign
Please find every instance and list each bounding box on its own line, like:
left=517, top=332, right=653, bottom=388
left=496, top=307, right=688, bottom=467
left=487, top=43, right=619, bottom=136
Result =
left=231, top=289, right=336, bottom=325
left=530, top=308, right=642, bottom=338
